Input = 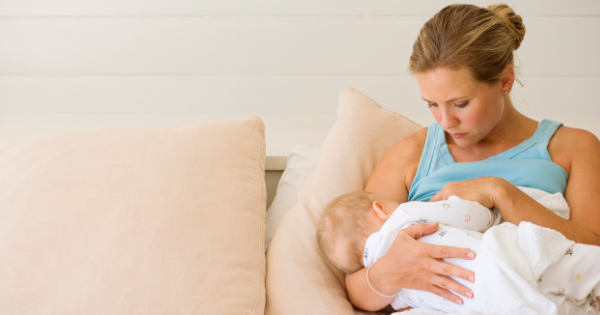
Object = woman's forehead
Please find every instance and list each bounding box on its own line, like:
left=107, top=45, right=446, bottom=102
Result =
left=416, top=67, right=481, bottom=102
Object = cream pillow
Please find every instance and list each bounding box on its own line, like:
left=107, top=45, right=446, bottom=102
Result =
left=0, top=117, right=266, bottom=314
left=265, top=87, right=422, bottom=314
left=265, top=144, right=320, bottom=249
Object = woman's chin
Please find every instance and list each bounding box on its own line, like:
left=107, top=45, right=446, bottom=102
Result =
left=453, top=137, right=476, bottom=148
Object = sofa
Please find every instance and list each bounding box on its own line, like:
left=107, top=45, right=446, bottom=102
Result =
left=0, top=87, right=422, bottom=314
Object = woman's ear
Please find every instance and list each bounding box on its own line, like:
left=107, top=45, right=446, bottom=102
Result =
left=372, top=201, right=390, bottom=220
left=500, top=64, right=515, bottom=94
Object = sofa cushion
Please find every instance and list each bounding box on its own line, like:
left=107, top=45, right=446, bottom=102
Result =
left=265, top=87, right=422, bottom=314
left=0, top=117, right=266, bottom=314
left=265, top=143, right=320, bottom=250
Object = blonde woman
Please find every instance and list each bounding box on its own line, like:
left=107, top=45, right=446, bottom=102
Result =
left=345, top=4, right=600, bottom=312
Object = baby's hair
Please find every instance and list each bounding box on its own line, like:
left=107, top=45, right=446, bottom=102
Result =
left=316, top=191, right=381, bottom=274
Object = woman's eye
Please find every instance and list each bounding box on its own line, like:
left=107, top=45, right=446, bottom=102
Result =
left=427, top=103, right=437, bottom=108
left=454, top=102, right=468, bottom=108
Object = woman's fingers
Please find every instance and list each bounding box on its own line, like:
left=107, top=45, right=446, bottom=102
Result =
left=401, top=222, right=439, bottom=239
left=396, top=225, right=476, bottom=283
left=430, top=190, right=444, bottom=202
left=381, top=225, right=478, bottom=306
left=425, top=243, right=476, bottom=261
left=429, top=177, right=500, bottom=208
left=431, top=259, right=476, bottom=283
left=420, top=283, right=465, bottom=305
left=430, top=183, right=455, bottom=202
left=425, top=244, right=476, bottom=283
left=426, top=271, right=474, bottom=299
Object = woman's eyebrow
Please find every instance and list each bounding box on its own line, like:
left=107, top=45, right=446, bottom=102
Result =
left=422, top=96, right=468, bottom=103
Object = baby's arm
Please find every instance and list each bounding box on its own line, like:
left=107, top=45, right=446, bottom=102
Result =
left=399, top=196, right=495, bottom=232
left=365, top=199, right=488, bottom=267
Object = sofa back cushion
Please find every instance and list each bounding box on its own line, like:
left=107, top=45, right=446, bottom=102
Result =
left=0, top=117, right=266, bottom=314
left=265, top=88, right=422, bottom=314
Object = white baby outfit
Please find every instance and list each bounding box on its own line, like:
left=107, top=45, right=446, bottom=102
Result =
left=363, top=191, right=600, bottom=315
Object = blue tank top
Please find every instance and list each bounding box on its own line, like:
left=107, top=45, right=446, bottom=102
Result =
left=408, top=119, right=568, bottom=202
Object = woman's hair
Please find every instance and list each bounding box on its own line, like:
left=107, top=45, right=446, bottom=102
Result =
left=316, top=191, right=379, bottom=274
left=409, top=3, right=526, bottom=85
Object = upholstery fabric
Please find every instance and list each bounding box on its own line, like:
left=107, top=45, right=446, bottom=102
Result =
left=0, top=117, right=267, bottom=314
left=265, top=143, right=320, bottom=249
left=265, top=87, right=422, bottom=314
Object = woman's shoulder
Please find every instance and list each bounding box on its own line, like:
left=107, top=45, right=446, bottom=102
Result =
left=365, top=127, right=428, bottom=201
left=548, top=125, right=600, bottom=175
left=388, top=127, right=428, bottom=161
left=384, top=127, right=428, bottom=181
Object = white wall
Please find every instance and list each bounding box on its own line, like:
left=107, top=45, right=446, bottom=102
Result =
left=1, top=0, right=599, bottom=156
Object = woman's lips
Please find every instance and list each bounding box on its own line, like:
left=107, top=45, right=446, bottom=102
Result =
left=451, top=132, right=467, bottom=139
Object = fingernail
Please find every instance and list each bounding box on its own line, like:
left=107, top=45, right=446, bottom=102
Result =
left=468, top=276, right=474, bottom=283
left=456, top=299, right=463, bottom=304
left=465, top=291, right=473, bottom=298
left=467, top=252, right=475, bottom=258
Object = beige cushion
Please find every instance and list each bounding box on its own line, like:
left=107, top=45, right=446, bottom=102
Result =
left=265, top=144, right=320, bottom=250
left=0, top=117, right=266, bottom=314
left=265, top=88, right=422, bottom=314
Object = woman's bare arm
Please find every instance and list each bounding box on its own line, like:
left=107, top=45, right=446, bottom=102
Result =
left=348, top=131, right=417, bottom=310
left=503, top=127, right=600, bottom=245
left=552, top=127, right=600, bottom=244
left=431, top=127, right=600, bottom=246
left=346, top=222, right=477, bottom=311
left=364, top=128, right=426, bottom=202
left=347, top=129, right=476, bottom=311
left=496, top=180, right=600, bottom=245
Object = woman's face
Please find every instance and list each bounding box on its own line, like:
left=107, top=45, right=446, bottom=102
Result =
left=415, top=67, right=507, bottom=148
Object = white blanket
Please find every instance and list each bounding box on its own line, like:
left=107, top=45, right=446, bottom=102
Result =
left=392, top=187, right=598, bottom=315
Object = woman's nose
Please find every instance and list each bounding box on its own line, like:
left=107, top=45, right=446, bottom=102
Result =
left=440, top=112, right=459, bottom=130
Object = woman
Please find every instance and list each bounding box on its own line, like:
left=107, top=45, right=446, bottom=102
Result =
left=345, top=4, right=600, bottom=312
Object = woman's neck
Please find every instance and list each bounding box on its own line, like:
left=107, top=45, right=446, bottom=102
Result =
left=448, top=98, right=539, bottom=162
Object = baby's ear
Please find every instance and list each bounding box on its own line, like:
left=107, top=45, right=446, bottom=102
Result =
left=372, top=201, right=390, bottom=220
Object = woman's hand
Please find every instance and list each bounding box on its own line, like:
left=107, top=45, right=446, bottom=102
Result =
left=430, top=176, right=504, bottom=209
left=370, top=222, right=477, bottom=305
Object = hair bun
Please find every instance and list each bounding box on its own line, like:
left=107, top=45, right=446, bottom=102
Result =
left=488, top=4, right=526, bottom=50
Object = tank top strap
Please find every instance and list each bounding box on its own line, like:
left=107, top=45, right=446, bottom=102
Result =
left=490, top=119, right=563, bottom=161
left=532, top=119, right=563, bottom=160
left=410, top=122, right=454, bottom=196
left=408, top=119, right=566, bottom=201
left=411, top=124, right=436, bottom=187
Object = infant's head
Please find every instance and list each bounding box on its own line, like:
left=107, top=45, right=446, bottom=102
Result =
left=316, top=191, right=399, bottom=274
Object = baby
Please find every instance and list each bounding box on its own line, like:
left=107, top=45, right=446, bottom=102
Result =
left=316, top=191, right=600, bottom=314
